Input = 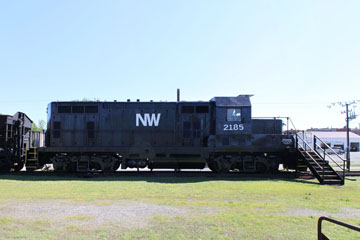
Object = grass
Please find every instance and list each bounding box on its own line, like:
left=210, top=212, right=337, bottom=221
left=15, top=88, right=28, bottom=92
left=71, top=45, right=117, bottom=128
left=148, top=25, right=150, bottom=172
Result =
left=330, top=162, right=360, bottom=168
left=0, top=175, right=359, bottom=239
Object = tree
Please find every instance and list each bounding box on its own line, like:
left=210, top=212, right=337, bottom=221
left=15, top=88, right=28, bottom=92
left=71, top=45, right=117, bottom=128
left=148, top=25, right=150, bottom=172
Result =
left=38, top=120, right=46, bottom=130
left=32, top=120, right=46, bottom=132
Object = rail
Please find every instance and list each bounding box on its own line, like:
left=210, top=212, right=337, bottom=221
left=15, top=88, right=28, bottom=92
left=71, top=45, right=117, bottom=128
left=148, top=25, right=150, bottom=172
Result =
left=295, top=133, right=325, bottom=173
left=313, top=136, right=346, bottom=181
left=318, top=216, right=360, bottom=240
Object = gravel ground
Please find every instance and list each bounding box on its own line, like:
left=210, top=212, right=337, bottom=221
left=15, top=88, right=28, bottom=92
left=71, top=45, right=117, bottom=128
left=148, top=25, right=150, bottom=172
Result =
left=277, top=207, right=360, bottom=219
left=0, top=200, right=215, bottom=228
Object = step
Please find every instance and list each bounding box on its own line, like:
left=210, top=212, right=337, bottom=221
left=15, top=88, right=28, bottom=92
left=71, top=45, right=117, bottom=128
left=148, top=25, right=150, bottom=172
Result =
left=26, top=159, right=38, bottom=162
left=321, top=175, right=341, bottom=179
left=322, top=179, right=343, bottom=185
left=309, top=164, right=330, bottom=169
left=306, top=158, right=325, bottom=161
left=26, top=166, right=37, bottom=169
left=308, top=161, right=328, bottom=165
left=311, top=168, right=334, bottom=174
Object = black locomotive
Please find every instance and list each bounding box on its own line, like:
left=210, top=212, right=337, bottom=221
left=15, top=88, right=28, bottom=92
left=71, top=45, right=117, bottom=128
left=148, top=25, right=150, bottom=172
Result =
left=0, top=112, right=32, bottom=172
left=33, top=95, right=297, bottom=173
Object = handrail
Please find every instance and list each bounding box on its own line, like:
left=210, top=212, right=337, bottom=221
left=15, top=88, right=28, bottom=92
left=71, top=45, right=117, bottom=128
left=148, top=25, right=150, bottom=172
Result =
left=296, top=133, right=324, bottom=171
left=288, top=117, right=297, bottom=133
left=313, top=135, right=346, bottom=181
left=314, top=142, right=343, bottom=169
left=318, top=216, right=360, bottom=240
left=314, top=136, right=346, bottom=162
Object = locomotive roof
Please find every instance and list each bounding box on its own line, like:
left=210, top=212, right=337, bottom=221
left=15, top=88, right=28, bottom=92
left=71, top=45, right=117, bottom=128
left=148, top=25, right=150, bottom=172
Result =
left=210, top=95, right=252, bottom=107
left=51, top=95, right=252, bottom=106
left=0, top=112, right=32, bottom=128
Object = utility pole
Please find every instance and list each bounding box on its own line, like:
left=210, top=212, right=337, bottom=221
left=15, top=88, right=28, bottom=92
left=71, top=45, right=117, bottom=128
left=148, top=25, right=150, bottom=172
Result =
left=328, top=100, right=359, bottom=171
left=345, top=103, right=350, bottom=170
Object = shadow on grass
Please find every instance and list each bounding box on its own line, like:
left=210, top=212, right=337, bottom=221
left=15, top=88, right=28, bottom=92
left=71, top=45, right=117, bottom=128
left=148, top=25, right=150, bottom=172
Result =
left=0, top=171, right=320, bottom=185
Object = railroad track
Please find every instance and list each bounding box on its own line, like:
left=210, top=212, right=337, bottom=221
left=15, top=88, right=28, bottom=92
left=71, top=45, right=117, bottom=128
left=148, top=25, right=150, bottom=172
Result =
left=1, top=170, right=299, bottom=179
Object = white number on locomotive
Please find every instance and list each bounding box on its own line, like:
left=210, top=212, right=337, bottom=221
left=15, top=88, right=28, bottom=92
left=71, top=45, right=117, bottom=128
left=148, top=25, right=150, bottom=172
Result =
left=223, top=124, right=244, bottom=131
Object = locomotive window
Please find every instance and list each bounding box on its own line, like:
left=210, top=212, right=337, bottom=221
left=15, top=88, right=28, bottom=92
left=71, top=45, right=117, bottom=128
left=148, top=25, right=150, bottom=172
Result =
left=227, top=108, right=241, bottom=121
left=58, top=106, right=71, bottom=113
left=85, top=106, right=98, bottom=113
left=72, top=106, right=84, bottom=113
left=181, top=106, right=194, bottom=113
left=196, top=106, right=209, bottom=113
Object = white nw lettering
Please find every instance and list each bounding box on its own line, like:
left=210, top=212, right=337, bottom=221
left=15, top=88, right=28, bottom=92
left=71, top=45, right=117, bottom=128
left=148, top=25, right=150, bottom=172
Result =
left=136, top=113, right=161, bottom=127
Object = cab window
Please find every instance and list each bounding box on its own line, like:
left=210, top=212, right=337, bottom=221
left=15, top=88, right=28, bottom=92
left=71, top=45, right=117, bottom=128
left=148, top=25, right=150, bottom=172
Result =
left=227, top=108, right=241, bottom=121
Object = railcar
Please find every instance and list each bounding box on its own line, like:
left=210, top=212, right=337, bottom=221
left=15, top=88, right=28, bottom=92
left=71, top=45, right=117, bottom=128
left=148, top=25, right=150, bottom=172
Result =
left=37, top=95, right=297, bottom=172
left=0, top=112, right=32, bottom=172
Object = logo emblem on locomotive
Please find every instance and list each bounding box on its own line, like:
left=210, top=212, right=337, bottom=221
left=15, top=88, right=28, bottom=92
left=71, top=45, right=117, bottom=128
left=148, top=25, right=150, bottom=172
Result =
left=136, top=113, right=161, bottom=127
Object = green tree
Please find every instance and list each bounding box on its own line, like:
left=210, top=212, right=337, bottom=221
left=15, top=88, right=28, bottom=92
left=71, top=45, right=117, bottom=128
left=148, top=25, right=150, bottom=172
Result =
left=32, top=120, right=46, bottom=131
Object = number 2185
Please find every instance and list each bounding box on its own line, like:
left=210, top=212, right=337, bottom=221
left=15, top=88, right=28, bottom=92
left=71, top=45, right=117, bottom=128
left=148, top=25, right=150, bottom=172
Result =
left=223, top=124, right=244, bottom=131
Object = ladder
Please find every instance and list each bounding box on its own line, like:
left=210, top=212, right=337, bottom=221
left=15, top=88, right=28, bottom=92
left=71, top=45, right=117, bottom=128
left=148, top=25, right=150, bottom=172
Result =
left=25, top=147, right=38, bottom=171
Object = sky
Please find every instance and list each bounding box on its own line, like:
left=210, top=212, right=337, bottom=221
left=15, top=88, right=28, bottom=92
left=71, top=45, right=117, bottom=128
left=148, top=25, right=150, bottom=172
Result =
left=1, top=0, right=360, bottom=130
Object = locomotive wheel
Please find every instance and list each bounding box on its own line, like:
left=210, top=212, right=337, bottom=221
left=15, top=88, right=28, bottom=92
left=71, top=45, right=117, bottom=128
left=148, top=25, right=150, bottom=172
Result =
left=255, top=162, right=267, bottom=173
left=112, top=161, right=121, bottom=172
left=64, top=162, right=77, bottom=172
left=13, top=162, right=24, bottom=172
left=208, top=161, right=221, bottom=173
left=208, top=156, right=231, bottom=173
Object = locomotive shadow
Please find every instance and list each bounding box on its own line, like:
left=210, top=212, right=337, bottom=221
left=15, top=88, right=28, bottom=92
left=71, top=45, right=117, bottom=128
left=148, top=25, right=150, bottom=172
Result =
left=0, top=172, right=318, bottom=185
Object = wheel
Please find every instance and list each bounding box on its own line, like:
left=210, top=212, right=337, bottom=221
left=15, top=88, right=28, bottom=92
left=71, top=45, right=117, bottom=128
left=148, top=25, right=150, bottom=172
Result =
left=207, top=156, right=231, bottom=173
left=13, top=162, right=24, bottom=172
left=112, top=161, right=121, bottom=172
left=255, top=162, right=267, bottom=173
left=208, top=161, right=221, bottom=173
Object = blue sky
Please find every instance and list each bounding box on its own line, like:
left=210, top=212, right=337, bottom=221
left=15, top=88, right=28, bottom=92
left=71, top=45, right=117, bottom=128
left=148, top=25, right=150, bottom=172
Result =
left=1, top=1, right=359, bottom=130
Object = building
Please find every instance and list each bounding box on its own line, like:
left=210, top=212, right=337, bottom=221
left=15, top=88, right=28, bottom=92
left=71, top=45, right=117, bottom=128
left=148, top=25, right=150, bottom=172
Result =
left=302, top=131, right=360, bottom=152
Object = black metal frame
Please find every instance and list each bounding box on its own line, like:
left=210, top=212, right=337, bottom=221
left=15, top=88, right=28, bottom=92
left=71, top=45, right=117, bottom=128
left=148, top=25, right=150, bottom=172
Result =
left=313, top=135, right=346, bottom=182
left=318, top=216, right=360, bottom=240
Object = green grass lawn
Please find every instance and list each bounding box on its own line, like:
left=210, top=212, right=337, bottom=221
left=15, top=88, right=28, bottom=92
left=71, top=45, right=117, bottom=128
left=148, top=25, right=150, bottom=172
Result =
left=0, top=175, right=359, bottom=240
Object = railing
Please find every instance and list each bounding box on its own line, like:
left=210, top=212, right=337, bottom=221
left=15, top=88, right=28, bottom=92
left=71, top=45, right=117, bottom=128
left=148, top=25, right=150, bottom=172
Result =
left=313, top=136, right=346, bottom=181
left=296, top=133, right=325, bottom=173
left=318, top=216, right=360, bottom=240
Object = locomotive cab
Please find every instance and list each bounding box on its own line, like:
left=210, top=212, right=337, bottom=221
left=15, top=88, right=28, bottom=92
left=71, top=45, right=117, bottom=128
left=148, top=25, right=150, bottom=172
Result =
left=206, top=95, right=296, bottom=173
left=208, top=95, right=252, bottom=149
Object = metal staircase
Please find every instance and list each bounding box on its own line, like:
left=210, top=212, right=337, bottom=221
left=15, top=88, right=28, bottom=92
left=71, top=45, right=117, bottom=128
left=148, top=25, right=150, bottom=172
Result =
left=296, top=133, right=345, bottom=185
left=25, top=147, right=39, bottom=171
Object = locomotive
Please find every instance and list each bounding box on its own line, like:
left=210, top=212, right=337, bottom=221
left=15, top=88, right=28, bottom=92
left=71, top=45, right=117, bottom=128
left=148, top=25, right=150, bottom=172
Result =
left=0, top=112, right=32, bottom=172
left=34, top=94, right=298, bottom=173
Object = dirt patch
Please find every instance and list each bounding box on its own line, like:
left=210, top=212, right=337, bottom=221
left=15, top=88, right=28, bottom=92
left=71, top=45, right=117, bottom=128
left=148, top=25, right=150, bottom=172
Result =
left=0, top=200, right=215, bottom=228
left=276, top=207, right=360, bottom=219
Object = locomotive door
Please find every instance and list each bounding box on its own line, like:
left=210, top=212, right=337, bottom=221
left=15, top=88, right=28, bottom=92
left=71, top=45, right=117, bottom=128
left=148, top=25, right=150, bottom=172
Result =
left=179, top=105, right=204, bottom=147
left=182, top=120, right=202, bottom=146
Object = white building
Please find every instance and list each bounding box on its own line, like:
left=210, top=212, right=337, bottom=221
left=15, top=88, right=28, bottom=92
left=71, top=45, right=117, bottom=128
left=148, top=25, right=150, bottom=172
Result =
left=302, top=131, right=360, bottom=152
